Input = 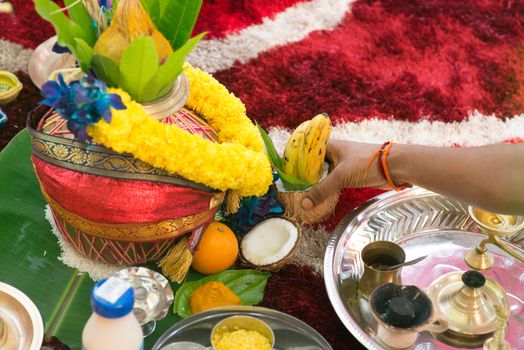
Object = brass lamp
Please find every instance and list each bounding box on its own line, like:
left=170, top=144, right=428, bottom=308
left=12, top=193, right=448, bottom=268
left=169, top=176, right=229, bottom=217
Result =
left=483, top=304, right=510, bottom=350
left=465, top=206, right=524, bottom=270
left=427, top=270, right=509, bottom=348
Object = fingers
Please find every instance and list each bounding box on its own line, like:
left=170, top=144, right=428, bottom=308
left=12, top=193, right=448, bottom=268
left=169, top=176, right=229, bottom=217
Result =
left=301, top=166, right=343, bottom=209
left=325, top=142, right=337, bottom=161
left=325, top=140, right=343, bottom=165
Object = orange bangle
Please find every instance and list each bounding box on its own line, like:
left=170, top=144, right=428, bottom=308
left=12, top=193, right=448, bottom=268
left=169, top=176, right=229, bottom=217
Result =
left=365, top=141, right=412, bottom=191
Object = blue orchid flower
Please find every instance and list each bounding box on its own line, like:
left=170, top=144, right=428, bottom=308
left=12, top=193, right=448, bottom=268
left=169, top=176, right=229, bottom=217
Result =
left=98, top=0, right=113, bottom=25
left=220, top=173, right=284, bottom=235
left=99, top=0, right=112, bottom=7
left=40, top=73, right=126, bottom=142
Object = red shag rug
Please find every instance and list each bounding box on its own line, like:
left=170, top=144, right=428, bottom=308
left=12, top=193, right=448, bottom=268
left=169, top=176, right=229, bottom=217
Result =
left=2, top=1, right=524, bottom=349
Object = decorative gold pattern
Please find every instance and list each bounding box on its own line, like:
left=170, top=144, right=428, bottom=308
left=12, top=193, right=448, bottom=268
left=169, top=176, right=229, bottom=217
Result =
left=29, top=128, right=215, bottom=192
left=42, top=190, right=215, bottom=242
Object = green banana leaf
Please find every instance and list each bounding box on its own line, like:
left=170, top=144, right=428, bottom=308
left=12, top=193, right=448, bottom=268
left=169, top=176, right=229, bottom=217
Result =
left=0, top=130, right=204, bottom=349
left=174, top=269, right=271, bottom=318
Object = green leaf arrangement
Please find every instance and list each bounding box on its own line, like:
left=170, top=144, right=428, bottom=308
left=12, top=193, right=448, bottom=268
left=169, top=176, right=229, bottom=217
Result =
left=34, top=0, right=97, bottom=71
left=257, top=125, right=311, bottom=191
left=140, top=0, right=203, bottom=51
left=173, top=269, right=271, bottom=318
left=34, top=0, right=204, bottom=103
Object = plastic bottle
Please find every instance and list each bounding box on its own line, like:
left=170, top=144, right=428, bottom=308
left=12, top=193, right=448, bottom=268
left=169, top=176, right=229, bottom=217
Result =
left=82, top=277, right=143, bottom=350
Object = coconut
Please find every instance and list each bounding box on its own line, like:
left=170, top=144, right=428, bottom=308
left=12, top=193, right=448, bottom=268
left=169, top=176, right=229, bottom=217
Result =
left=276, top=163, right=340, bottom=224
left=240, top=218, right=300, bottom=271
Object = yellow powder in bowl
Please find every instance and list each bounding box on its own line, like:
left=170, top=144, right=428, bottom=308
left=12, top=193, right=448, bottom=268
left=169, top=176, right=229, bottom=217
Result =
left=212, top=329, right=271, bottom=350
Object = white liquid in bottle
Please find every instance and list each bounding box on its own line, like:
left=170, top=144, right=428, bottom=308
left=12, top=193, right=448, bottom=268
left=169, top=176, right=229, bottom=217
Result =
left=82, top=277, right=143, bottom=350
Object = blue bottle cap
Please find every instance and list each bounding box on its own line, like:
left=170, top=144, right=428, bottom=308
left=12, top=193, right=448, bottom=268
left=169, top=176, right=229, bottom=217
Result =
left=91, top=277, right=134, bottom=319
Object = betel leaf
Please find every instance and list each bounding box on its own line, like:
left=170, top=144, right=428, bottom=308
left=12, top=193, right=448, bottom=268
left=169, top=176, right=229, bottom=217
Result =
left=63, top=0, right=96, bottom=46
left=275, top=167, right=311, bottom=191
left=91, top=55, right=120, bottom=87
left=257, top=124, right=283, bottom=170
left=147, top=0, right=203, bottom=50
left=141, top=32, right=205, bottom=102
left=73, top=38, right=94, bottom=72
left=118, top=37, right=160, bottom=102
left=173, top=270, right=271, bottom=319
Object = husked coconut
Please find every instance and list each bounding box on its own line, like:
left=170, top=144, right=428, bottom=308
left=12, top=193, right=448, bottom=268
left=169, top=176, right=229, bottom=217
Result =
left=240, top=218, right=300, bottom=271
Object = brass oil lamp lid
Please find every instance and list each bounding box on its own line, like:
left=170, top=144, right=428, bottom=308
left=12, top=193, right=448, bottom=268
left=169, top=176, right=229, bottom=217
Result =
left=427, top=270, right=509, bottom=338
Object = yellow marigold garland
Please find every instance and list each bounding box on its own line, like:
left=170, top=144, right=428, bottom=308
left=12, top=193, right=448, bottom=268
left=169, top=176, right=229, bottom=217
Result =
left=87, top=65, right=273, bottom=197
left=183, top=63, right=264, bottom=153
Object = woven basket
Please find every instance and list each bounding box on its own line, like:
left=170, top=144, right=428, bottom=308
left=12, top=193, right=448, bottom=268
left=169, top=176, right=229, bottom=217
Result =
left=28, top=75, right=225, bottom=265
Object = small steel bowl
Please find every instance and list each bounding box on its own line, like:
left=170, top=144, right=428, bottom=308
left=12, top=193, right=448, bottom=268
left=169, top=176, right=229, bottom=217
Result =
left=0, top=282, right=44, bottom=350
left=210, top=315, right=275, bottom=350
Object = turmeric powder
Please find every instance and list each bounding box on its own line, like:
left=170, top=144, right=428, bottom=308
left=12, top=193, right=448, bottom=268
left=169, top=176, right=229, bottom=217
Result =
left=212, top=329, right=271, bottom=350
left=189, top=282, right=241, bottom=314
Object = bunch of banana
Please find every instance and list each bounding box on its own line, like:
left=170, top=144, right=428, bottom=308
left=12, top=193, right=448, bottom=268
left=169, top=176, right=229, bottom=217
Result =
left=283, top=113, right=331, bottom=185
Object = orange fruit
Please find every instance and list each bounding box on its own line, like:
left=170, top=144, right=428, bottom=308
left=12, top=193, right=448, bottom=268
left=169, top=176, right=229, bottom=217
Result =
left=192, top=221, right=239, bottom=275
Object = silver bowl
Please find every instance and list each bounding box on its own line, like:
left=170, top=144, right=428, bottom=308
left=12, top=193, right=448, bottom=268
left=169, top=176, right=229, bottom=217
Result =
left=153, top=306, right=332, bottom=350
left=0, top=282, right=44, bottom=350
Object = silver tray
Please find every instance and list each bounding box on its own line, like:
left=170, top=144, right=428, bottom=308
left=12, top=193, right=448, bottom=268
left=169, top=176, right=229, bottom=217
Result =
left=152, top=306, right=333, bottom=350
left=324, top=187, right=524, bottom=350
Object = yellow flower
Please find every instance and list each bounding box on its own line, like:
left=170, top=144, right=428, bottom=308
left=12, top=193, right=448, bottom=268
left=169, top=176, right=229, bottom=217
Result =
left=87, top=66, right=273, bottom=197
left=183, top=64, right=264, bottom=153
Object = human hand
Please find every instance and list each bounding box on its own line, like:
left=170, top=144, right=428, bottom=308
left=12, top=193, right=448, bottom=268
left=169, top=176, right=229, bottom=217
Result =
left=301, top=140, right=387, bottom=209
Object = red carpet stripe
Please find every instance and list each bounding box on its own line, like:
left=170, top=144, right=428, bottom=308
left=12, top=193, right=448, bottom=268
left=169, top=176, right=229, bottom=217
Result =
left=214, top=0, right=524, bottom=129
left=195, top=0, right=308, bottom=38
left=188, top=0, right=354, bottom=73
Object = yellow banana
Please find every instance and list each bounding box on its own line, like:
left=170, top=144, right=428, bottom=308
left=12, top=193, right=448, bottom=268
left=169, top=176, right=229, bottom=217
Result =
left=305, top=116, right=331, bottom=183
left=283, top=121, right=309, bottom=177
left=297, top=113, right=331, bottom=184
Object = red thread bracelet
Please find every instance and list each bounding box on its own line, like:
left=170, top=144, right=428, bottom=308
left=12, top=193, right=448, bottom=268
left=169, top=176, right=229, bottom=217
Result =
left=365, top=141, right=412, bottom=191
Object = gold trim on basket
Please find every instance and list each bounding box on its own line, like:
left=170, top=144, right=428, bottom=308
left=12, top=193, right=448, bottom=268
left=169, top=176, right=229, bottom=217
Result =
left=42, top=191, right=216, bottom=242
left=28, top=127, right=216, bottom=192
